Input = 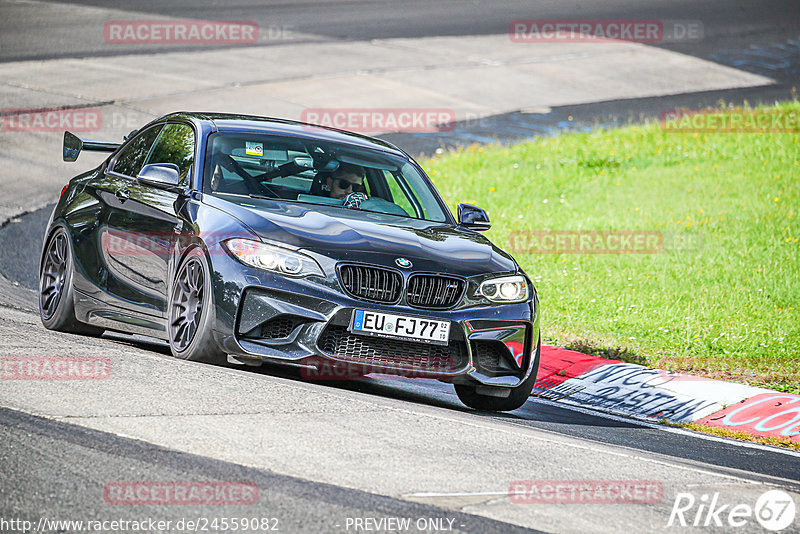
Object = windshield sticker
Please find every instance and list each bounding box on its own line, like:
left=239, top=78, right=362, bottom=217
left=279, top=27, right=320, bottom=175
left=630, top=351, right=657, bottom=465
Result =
left=245, top=141, right=263, bottom=156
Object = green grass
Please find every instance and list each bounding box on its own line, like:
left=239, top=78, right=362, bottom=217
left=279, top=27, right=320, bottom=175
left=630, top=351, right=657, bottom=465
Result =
left=672, top=421, right=800, bottom=450
left=421, top=102, right=800, bottom=393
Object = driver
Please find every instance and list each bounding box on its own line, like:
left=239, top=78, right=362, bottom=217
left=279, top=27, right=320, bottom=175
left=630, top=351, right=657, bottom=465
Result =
left=325, top=163, right=366, bottom=200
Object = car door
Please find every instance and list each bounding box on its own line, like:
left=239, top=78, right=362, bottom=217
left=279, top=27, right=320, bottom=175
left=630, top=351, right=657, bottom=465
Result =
left=85, top=124, right=162, bottom=309
left=100, top=122, right=196, bottom=318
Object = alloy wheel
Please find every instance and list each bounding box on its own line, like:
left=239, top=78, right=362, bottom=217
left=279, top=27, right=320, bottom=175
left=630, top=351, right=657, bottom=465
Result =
left=170, top=257, right=205, bottom=351
left=40, top=230, right=68, bottom=319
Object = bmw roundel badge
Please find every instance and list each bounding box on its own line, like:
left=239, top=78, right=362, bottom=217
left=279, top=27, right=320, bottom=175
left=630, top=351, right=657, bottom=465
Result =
left=395, top=257, right=413, bottom=269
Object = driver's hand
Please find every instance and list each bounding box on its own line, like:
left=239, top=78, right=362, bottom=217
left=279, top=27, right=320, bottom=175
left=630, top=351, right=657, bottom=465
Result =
left=343, top=192, right=368, bottom=208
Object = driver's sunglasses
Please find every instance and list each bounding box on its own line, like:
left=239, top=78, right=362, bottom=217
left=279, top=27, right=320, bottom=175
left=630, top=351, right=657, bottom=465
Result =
left=334, top=178, right=365, bottom=192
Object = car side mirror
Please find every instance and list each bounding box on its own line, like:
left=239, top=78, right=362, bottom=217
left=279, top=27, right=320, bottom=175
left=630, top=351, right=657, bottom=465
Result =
left=137, top=163, right=182, bottom=192
left=458, top=203, right=491, bottom=231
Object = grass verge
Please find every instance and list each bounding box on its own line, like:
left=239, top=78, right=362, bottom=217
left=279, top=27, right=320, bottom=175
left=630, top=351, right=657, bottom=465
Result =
left=421, top=101, right=800, bottom=394
left=674, top=421, right=800, bottom=451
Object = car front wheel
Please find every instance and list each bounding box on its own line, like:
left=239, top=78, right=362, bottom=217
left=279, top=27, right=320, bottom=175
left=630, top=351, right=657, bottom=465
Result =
left=168, top=247, right=227, bottom=364
left=454, top=335, right=541, bottom=412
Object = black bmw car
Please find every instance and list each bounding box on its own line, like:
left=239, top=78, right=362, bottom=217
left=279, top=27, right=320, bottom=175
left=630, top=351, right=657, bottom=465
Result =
left=40, top=112, right=540, bottom=411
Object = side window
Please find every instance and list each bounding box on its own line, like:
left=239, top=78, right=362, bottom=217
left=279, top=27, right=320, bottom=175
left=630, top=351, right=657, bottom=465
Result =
left=384, top=170, right=422, bottom=218
left=111, top=125, right=164, bottom=177
left=145, top=123, right=196, bottom=184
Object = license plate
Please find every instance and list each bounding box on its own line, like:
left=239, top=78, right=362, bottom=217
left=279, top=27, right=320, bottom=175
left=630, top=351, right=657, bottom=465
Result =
left=350, top=310, right=450, bottom=346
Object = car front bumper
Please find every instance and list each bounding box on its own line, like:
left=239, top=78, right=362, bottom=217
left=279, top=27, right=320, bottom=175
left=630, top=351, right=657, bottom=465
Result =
left=210, top=251, right=540, bottom=388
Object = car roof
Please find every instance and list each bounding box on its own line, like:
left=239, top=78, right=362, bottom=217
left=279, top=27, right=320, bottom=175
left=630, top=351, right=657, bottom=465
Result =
left=158, top=111, right=409, bottom=157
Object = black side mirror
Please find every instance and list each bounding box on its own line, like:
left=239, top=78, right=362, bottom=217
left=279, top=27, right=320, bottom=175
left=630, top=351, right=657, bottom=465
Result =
left=137, top=163, right=182, bottom=192
left=458, top=203, right=491, bottom=231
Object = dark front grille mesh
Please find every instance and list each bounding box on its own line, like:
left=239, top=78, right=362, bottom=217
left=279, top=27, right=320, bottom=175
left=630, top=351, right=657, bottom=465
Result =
left=318, top=325, right=467, bottom=373
left=473, top=341, right=508, bottom=373
left=339, top=265, right=402, bottom=303
left=260, top=315, right=303, bottom=340
left=407, top=274, right=465, bottom=309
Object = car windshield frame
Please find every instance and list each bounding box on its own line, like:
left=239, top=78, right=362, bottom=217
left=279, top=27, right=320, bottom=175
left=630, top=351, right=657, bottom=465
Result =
left=201, top=131, right=454, bottom=224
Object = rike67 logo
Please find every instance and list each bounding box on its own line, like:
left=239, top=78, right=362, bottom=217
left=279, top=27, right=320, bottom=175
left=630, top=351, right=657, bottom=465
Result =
left=668, top=489, right=796, bottom=531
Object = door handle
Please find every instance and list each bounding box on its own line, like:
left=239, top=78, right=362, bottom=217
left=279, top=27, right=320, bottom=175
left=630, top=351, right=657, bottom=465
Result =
left=115, top=189, right=130, bottom=202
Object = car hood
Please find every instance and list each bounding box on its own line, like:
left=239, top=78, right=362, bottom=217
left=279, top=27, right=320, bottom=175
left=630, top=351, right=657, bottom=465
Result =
left=208, top=196, right=518, bottom=277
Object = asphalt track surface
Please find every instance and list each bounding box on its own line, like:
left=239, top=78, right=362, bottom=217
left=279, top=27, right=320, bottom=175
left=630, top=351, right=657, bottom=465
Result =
left=1, top=408, right=542, bottom=534
left=1, top=0, right=798, bottom=64
left=1, top=1, right=800, bottom=533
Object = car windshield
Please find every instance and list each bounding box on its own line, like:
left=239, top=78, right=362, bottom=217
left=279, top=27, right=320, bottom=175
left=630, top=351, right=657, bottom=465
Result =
left=202, top=132, right=449, bottom=223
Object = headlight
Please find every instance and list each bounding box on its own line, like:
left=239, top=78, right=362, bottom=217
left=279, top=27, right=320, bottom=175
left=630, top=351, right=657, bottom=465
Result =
left=479, top=275, right=529, bottom=303
left=223, top=238, right=324, bottom=277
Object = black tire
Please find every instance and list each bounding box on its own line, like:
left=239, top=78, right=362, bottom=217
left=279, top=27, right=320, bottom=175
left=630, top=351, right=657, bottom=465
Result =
left=454, top=335, right=541, bottom=412
left=39, top=226, right=104, bottom=336
left=168, top=247, right=227, bottom=364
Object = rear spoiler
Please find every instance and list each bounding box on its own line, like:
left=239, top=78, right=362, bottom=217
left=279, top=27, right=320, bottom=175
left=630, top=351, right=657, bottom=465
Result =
left=63, top=131, right=121, bottom=162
